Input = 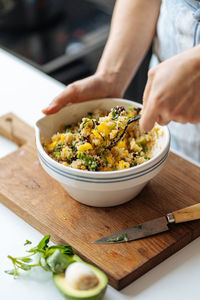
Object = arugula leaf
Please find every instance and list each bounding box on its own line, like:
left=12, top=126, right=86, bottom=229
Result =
left=4, top=269, right=15, bottom=275
left=45, top=249, right=75, bottom=274
left=5, top=235, right=75, bottom=277
left=48, top=245, right=73, bottom=255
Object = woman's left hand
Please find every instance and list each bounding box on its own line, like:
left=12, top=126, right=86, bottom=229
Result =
left=140, top=45, right=200, bottom=132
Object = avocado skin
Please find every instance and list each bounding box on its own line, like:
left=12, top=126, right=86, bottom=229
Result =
left=54, top=286, right=107, bottom=300
left=53, top=254, right=108, bottom=300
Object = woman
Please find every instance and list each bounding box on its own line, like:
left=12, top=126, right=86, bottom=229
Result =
left=43, top=0, right=200, bottom=162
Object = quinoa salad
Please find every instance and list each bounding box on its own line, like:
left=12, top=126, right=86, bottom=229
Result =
left=43, top=106, right=161, bottom=171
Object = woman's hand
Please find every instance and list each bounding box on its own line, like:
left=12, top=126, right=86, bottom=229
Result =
left=42, top=72, right=124, bottom=115
left=140, top=46, right=200, bottom=132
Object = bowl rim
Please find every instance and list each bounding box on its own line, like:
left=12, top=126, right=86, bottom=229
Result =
left=35, top=98, right=170, bottom=176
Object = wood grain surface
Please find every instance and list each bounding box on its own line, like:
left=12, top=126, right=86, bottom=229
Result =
left=0, top=113, right=200, bottom=290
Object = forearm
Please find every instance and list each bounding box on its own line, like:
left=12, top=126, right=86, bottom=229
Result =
left=97, top=0, right=161, bottom=94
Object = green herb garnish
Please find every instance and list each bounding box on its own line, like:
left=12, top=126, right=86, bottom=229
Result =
left=53, top=143, right=63, bottom=152
left=135, top=224, right=142, bottom=229
left=111, top=109, right=119, bottom=120
left=130, top=162, right=138, bottom=167
left=81, top=118, right=91, bottom=129
left=24, top=240, right=32, bottom=246
left=65, top=124, right=74, bottom=133
left=107, top=233, right=129, bottom=243
left=77, top=153, right=97, bottom=171
left=5, top=235, right=74, bottom=277
left=100, top=151, right=108, bottom=166
left=144, top=155, right=150, bottom=160
left=71, top=142, right=77, bottom=152
left=110, top=122, right=116, bottom=131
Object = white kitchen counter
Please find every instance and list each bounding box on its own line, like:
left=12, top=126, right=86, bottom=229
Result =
left=1, top=48, right=200, bottom=300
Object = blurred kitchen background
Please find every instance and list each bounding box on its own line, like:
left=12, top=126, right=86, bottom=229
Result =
left=0, top=0, right=151, bottom=102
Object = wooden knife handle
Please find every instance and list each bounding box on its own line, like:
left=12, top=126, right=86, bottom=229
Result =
left=172, top=203, right=200, bottom=223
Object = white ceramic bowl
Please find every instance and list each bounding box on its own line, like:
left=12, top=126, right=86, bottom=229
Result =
left=35, top=98, right=170, bottom=207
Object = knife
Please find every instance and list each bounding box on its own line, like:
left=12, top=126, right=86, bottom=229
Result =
left=93, top=203, right=200, bottom=244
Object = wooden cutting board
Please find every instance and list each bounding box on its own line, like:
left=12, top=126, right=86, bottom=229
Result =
left=1, top=113, right=200, bottom=290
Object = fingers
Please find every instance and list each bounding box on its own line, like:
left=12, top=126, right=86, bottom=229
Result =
left=42, top=83, right=79, bottom=115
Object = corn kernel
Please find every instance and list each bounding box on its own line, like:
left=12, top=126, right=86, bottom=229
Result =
left=106, top=155, right=114, bottom=165
left=60, top=134, right=66, bottom=144
left=91, top=129, right=102, bottom=139
left=117, top=160, right=130, bottom=170
left=47, top=140, right=58, bottom=152
left=78, top=143, right=93, bottom=152
left=116, top=140, right=127, bottom=149
left=97, top=122, right=110, bottom=137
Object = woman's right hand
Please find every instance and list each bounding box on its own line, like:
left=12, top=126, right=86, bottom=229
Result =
left=42, top=72, right=124, bottom=115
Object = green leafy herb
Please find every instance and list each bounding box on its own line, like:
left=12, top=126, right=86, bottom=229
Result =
left=81, top=118, right=91, bottom=129
left=128, top=106, right=134, bottom=112
left=100, top=152, right=108, bottom=166
left=143, top=146, right=148, bottom=153
left=111, top=109, right=119, bottom=120
left=54, top=152, right=61, bottom=159
left=5, top=235, right=74, bottom=277
left=130, top=162, right=138, bottom=167
left=77, top=153, right=97, bottom=171
left=53, top=143, right=63, bottom=152
left=144, top=155, right=150, bottom=160
left=24, top=240, right=32, bottom=246
left=107, top=233, right=129, bottom=243
left=65, top=124, right=74, bottom=133
left=110, top=122, right=116, bottom=131
left=135, top=224, right=142, bottom=229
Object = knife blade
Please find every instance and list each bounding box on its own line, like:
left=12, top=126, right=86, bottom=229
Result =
left=93, top=202, right=200, bottom=244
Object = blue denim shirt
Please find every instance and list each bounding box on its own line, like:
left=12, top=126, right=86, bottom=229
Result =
left=151, top=0, right=200, bottom=163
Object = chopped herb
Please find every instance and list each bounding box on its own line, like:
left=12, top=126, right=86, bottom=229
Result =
left=71, top=144, right=77, bottom=152
left=42, top=143, right=46, bottom=148
left=111, top=109, right=119, bottom=120
left=135, top=224, right=142, bottom=229
left=144, top=155, right=150, bottom=160
left=100, top=152, right=108, bottom=166
left=110, top=122, right=116, bottom=131
left=77, top=153, right=97, bottom=171
left=107, top=233, right=129, bottom=243
left=24, top=240, right=32, bottom=246
left=128, top=106, right=134, bottom=112
left=54, top=152, right=61, bottom=159
left=65, top=124, right=74, bottom=133
left=53, top=143, right=63, bottom=152
left=81, top=118, right=91, bottom=129
left=130, top=162, right=138, bottom=167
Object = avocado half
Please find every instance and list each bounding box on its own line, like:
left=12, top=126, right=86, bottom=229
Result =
left=53, top=255, right=108, bottom=300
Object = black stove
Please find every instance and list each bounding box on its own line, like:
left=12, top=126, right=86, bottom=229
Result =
left=0, top=0, right=111, bottom=83
left=0, top=0, right=150, bottom=100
